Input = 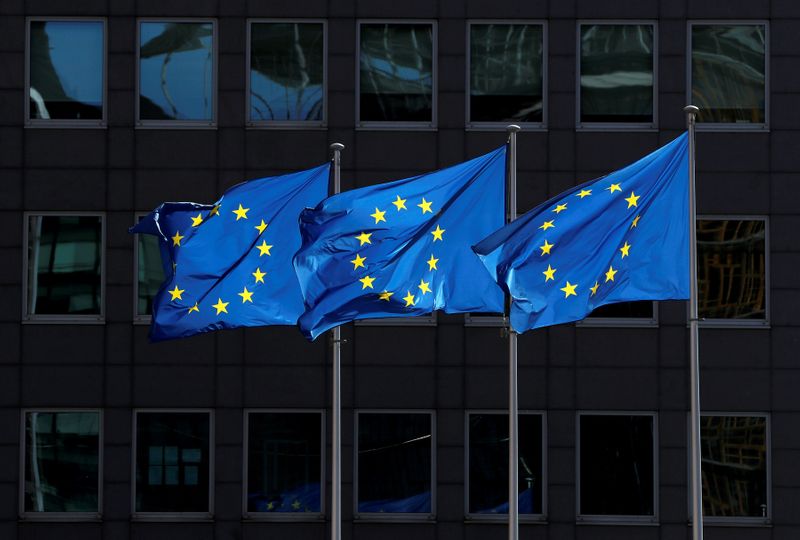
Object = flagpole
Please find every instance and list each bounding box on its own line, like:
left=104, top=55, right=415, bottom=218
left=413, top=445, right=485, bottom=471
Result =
left=329, top=142, right=345, bottom=540
left=684, top=105, right=703, bottom=540
left=506, top=124, right=521, bottom=540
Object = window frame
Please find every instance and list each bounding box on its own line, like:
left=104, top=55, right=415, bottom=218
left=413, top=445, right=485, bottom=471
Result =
left=576, top=411, right=659, bottom=525
left=686, top=20, right=770, bottom=131
left=577, top=301, right=659, bottom=328
left=133, top=211, right=155, bottom=324
left=576, top=20, right=659, bottom=132
left=18, top=408, right=104, bottom=522
left=463, top=410, right=548, bottom=522
left=356, top=19, right=438, bottom=131
left=355, top=311, right=437, bottom=327
left=242, top=408, right=326, bottom=521
left=24, top=17, right=108, bottom=129
left=465, top=20, right=548, bottom=131
left=135, top=18, right=218, bottom=129
left=353, top=409, right=437, bottom=522
left=131, top=409, right=215, bottom=522
left=21, top=211, right=106, bottom=324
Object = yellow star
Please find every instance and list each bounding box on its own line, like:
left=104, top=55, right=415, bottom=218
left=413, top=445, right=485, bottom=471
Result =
left=233, top=203, right=249, bottom=220
left=209, top=205, right=220, bottom=216
left=625, top=191, right=640, bottom=208
left=392, top=195, right=407, bottom=211
left=257, top=240, right=273, bottom=256
left=171, top=230, right=184, bottom=246
left=543, top=264, right=556, bottom=282
left=539, top=220, right=555, bottom=231
left=631, top=215, right=641, bottom=229
left=539, top=240, right=553, bottom=256
left=191, top=213, right=203, bottom=227
left=431, top=224, right=445, bottom=241
left=238, top=287, right=254, bottom=303
left=350, top=253, right=366, bottom=270
left=168, top=285, right=184, bottom=301
left=188, top=302, right=199, bottom=314
left=606, top=183, right=622, bottom=194
left=576, top=189, right=592, bottom=199
left=418, top=198, right=433, bottom=214
left=560, top=281, right=578, bottom=298
left=370, top=208, right=386, bottom=224
left=252, top=267, right=266, bottom=283
left=605, top=265, right=617, bottom=282
left=379, top=290, right=394, bottom=301
left=426, top=254, right=439, bottom=271
left=620, top=241, right=631, bottom=258
left=355, top=232, right=372, bottom=246
left=266, top=502, right=274, bottom=511
left=212, top=298, right=229, bottom=315
left=359, top=275, right=375, bottom=289
left=255, top=219, right=268, bottom=234
left=403, top=291, right=416, bottom=307
left=552, top=203, right=568, bottom=214
left=590, top=281, right=600, bottom=296
left=418, top=279, right=431, bottom=295
left=292, top=500, right=301, bottom=510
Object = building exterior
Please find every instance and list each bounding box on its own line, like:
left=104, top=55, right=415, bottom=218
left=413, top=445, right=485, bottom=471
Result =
left=1, top=1, right=798, bottom=540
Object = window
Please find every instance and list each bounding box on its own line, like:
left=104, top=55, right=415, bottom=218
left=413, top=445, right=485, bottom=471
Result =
left=134, top=411, right=212, bottom=517
left=580, top=301, right=657, bottom=327
left=466, top=412, right=545, bottom=520
left=357, top=21, right=436, bottom=128
left=689, top=22, right=767, bottom=128
left=134, top=214, right=166, bottom=321
left=137, top=20, right=216, bottom=127
left=578, top=22, right=656, bottom=128
left=26, top=18, right=106, bottom=126
left=697, top=218, right=768, bottom=325
left=21, top=411, right=102, bottom=519
left=245, top=411, right=324, bottom=519
left=23, top=214, right=104, bottom=322
left=467, top=22, right=546, bottom=128
left=577, top=413, right=657, bottom=522
left=247, top=20, right=326, bottom=126
left=355, top=411, right=434, bottom=518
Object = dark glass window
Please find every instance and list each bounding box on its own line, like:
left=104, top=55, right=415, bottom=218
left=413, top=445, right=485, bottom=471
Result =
left=139, top=22, right=214, bottom=122
left=23, top=411, right=100, bottom=513
left=28, top=21, right=104, bottom=121
left=469, top=24, right=544, bottom=124
left=359, top=23, right=434, bottom=123
left=579, top=24, right=654, bottom=124
left=691, top=24, right=766, bottom=124
left=468, top=413, right=543, bottom=515
left=587, top=301, right=654, bottom=320
left=579, top=414, right=655, bottom=517
left=135, top=412, right=210, bottom=513
left=249, top=22, right=324, bottom=123
left=137, top=231, right=165, bottom=317
left=26, top=215, right=102, bottom=317
left=246, top=412, right=322, bottom=514
left=697, top=219, right=766, bottom=321
left=357, top=412, right=432, bottom=514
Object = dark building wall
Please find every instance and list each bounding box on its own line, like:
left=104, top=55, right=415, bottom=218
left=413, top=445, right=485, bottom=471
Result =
left=1, top=0, right=799, bottom=539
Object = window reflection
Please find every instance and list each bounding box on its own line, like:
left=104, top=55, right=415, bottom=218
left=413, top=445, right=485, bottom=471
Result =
left=137, top=233, right=165, bottom=316
left=29, top=21, right=104, bottom=121
left=139, top=22, right=214, bottom=121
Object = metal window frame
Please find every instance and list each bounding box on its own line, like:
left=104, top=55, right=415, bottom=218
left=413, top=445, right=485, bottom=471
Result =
left=576, top=411, right=659, bottom=525
left=135, top=18, right=218, bottom=129
left=131, top=409, right=215, bottom=521
left=695, top=215, right=770, bottom=328
left=18, top=409, right=104, bottom=521
left=687, top=412, right=771, bottom=525
left=354, top=311, right=437, bottom=327
left=245, top=19, right=328, bottom=129
left=686, top=20, right=770, bottom=131
left=242, top=409, right=326, bottom=521
left=577, top=301, right=659, bottom=328
left=132, top=211, right=154, bottom=324
left=24, top=17, right=108, bottom=129
left=576, top=20, right=659, bottom=132
left=464, top=313, right=506, bottom=327
left=356, top=19, right=438, bottom=131
left=21, top=212, right=106, bottom=324
left=353, top=409, right=437, bottom=521
left=463, top=410, right=548, bottom=522
left=464, top=20, right=548, bottom=132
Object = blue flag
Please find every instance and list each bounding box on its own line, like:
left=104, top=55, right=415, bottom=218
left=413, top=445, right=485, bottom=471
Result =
left=294, top=148, right=506, bottom=340
left=130, top=164, right=330, bottom=341
left=473, top=133, right=689, bottom=333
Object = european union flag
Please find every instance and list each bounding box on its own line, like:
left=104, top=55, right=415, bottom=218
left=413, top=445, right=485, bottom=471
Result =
left=473, top=134, right=689, bottom=333
left=294, top=148, right=506, bottom=340
left=130, top=164, right=330, bottom=341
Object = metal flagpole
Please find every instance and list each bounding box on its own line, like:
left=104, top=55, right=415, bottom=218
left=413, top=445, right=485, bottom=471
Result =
left=684, top=105, right=703, bottom=540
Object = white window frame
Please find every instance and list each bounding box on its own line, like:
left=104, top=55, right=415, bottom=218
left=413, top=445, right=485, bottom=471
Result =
left=24, top=17, right=108, bottom=129
left=22, top=212, right=106, bottom=324
left=686, top=20, right=769, bottom=131
left=578, top=301, right=659, bottom=328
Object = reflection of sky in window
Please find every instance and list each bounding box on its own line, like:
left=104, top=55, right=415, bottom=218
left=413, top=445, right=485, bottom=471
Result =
left=38, top=22, right=103, bottom=105
left=250, top=73, right=322, bottom=121
left=140, top=22, right=213, bottom=120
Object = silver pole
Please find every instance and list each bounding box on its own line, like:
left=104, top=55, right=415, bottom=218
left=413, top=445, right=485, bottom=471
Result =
left=506, top=124, right=521, bottom=540
left=684, top=105, right=703, bottom=540
left=329, top=142, right=344, bottom=540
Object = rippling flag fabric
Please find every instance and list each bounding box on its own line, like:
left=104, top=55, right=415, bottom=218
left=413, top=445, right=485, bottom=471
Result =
left=473, top=133, right=689, bottom=333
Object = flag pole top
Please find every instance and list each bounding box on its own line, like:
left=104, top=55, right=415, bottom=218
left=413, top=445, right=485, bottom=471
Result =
left=684, top=105, right=700, bottom=115
left=506, top=124, right=521, bottom=133
left=330, top=142, right=345, bottom=152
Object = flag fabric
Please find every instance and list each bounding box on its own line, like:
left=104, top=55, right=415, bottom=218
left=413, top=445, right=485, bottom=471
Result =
left=130, top=164, right=330, bottom=341
left=294, top=147, right=507, bottom=340
left=473, top=133, right=689, bottom=333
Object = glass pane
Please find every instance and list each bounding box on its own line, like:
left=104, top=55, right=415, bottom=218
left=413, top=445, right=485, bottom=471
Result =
left=588, top=301, right=654, bottom=319
left=697, top=219, right=766, bottom=320
left=580, top=24, right=654, bottom=123
left=469, top=24, right=544, bottom=123
left=702, top=416, right=768, bottom=518
left=138, top=232, right=166, bottom=316
left=692, top=25, right=766, bottom=124
left=139, top=22, right=214, bottom=121
left=27, top=216, right=102, bottom=316
left=247, top=412, right=322, bottom=513
left=135, top=412, right=210, bottom=512
left=29, top=21, right=104, bottom=120
left=250, top=23, right=324, bottom=122
left=24, top=411, right=100, bottom=512
left=359, top=24, right=433, bottom=123
left=358, top=413, right=432, bottom=513
left=580, top=415, right=654, bottom=516
left=468, top=414, right=543, bottom=514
